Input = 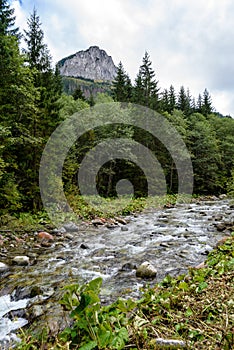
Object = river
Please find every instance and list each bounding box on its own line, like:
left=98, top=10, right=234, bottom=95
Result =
left=0, top=197, right=233, bottom=348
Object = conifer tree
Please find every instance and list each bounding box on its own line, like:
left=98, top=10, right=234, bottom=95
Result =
left=0, top=0, right=19, bottom=37
left=112, top=62, right=132, bottom=102
left=202, top=88, right=213, bottom=116
left=196, top=94, right=203, bottom=113
left=168, top=85, right=176, bottom=112
left=134, top=52, right=159, bottom=110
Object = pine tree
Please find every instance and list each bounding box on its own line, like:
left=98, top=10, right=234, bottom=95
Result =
left=161, top=88, right=170, bottom=112
left=24, top=8, right=51, bottom=72
left=168, top=85, right=176, bottom=112
left=196, top=94, right=202, bottom=113
left=202, top=88, right=213, bottom=116
left=0, top=0, right=19, bottom=37
left=112, top=62, right=132, bottom=102
left=0, top=1, right=39, bottom=212
left=177, top=86, right=191, bottom=115
left=134, top=52, right=159, bottom=110
left=72, top=86, right=86, bottom=101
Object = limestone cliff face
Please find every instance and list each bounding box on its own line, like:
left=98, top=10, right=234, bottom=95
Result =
left=58, top=46, right=117, bottom=81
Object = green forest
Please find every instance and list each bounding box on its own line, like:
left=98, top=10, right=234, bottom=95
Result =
left=1, top=0, right=234, bottom=220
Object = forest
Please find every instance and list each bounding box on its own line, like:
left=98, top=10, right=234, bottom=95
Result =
left=1, top=0, right=234, bottom=220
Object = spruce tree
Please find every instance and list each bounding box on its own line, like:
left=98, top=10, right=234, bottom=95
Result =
left=24, top=8, right=51, bottom=72
left=196, top=94, right=202, bottom=113
left=202, top=88, right=213, bottom=116
left=0, top=0, right=19, bottom=37
left=112, top=62, right=132, bottom=102
left=134, top=51, right=159, bottom=110
left=168, top=85, right=176, bottom=112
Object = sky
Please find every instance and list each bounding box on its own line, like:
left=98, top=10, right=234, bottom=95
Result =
left=11, top=0, right=234, bottom=116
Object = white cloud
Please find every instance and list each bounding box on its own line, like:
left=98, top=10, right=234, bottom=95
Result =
left=12, top=0, right=234, bottom=116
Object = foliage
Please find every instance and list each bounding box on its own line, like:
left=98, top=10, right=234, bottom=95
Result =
left=58, top=277, right=136, bottom=349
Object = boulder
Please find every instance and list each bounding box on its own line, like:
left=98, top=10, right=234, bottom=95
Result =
left=0, top=262, right=9, bottom=272
left=12, top=256, right=30, bottom=266
left=62, top=222, right=79, bottom=232
left=136, top=261, right=157, bottom=279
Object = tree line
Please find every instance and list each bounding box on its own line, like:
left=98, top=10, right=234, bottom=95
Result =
left=0, top=1, right=234, bottom=218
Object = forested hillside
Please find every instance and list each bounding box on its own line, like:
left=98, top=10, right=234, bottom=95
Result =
left=1, top=1, right=234, bottom=220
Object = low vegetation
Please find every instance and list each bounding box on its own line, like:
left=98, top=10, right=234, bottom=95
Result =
left=15, top=235, right=234, bottom=349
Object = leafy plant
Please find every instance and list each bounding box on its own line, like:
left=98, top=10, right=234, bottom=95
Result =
left=59, top=277, right=136, bottom=349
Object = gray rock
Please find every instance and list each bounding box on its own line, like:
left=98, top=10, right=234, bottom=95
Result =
left=52, top=227, right=66, bottom=234
left=58, top=46, right=117, bottom=81
left=121, top=226, right=129, bottom=232
left=92, top=219, right=105, bottom=226
left=62, top=222, right=79, bottom=232
left=0, top=262, right=9, bottom=272
left=136, top=261, right=157, bottom=279
left=219, top=194, right=227, bottom=200
left=121, top=263, right=136, bottom=271
left=12, top=256, right=30, bottom=266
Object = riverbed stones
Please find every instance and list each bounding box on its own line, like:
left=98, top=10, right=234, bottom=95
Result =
left=12, top=256, right=30, bottom=266
left=136, top=261, right=157, bottom=279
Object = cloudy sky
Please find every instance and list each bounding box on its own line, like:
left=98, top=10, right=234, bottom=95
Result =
left=12, top=0, right=234, bottom=116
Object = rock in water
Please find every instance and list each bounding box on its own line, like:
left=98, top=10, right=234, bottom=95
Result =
left=58, top=46, right=117, bottom=81
left=38, top=231, right=54, bottom=240
left=136, top=261, right=157, bottom=279
left=62, top=222, right=79, bottom=232
left=0, top=262, right=9, bottom=271
left=12, top=256, right=30, bottom=266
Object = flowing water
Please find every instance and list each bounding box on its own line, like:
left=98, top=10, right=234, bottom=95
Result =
left=0, top=198, right=232, bottom=347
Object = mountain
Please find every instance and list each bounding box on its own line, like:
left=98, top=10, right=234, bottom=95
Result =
left=58, top=46, right=117, bottom=82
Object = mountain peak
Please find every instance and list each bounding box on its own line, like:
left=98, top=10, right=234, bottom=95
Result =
left=58, top=46, right=117, bottom=81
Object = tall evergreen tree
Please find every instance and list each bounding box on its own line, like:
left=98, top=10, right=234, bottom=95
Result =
left=168, top=85, right=176, bottom=112
left=177, top=86, right=191, bottom=115
left=134, top=52, right=159, bottom=110
left=202, top=88, right=213, bottom=116
left=161, top=88, right=170, bottom=112
left=24, top=8, right=51, bottom=72
left=196, top=93, right=203, bottom=113
left=112, top=62, right=132, bottom=102
left=0, top=0, right=19, bottom=37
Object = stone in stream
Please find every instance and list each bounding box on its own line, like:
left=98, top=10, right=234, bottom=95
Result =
left=121, top=226, right=129, bottom=232
left=0, top=262, right=9, bottom=272
left=91, top=219, right=105, bottom=226
left=114, top=217, right=127, bottom=225
left=62, top=222, right=79, bottom=232
left=37, top=231, right=54, bottom=240
left=12, top=256, right=30, bottom=266
left=121, top=262, right=137, bottom=271
left=136, top=261, right=157, bottom=279
left=80, top=243, right=89, bottom=249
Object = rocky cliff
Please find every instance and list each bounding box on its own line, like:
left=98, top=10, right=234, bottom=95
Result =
left=58, top=46, right=117, bottom=81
